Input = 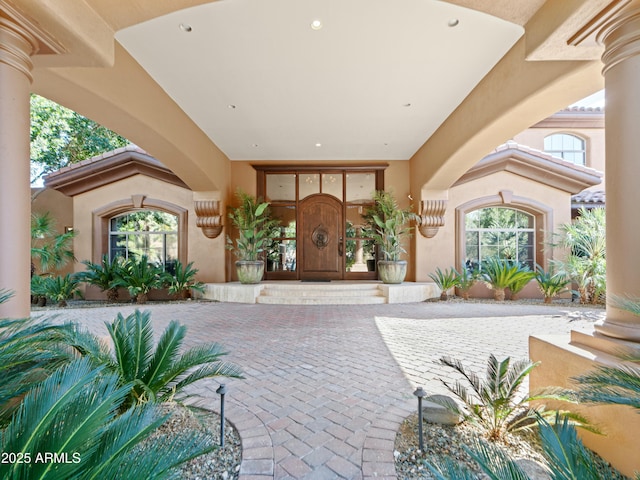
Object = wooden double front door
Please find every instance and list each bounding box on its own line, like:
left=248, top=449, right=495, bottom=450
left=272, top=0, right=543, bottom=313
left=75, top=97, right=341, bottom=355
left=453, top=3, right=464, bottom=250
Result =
left=299, top=194, right=344, bottom=280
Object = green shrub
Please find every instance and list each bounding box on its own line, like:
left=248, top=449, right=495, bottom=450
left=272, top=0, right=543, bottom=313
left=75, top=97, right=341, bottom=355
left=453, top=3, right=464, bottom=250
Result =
left=481, top=258, right=531, bottom=301
left=166, top=260, right=205, bottom=299
left=77, top=254, right=125, bottom=302
left=30, top=275, right=48, bottom=306
left=74, top=310, right=243, bottom=407
left=535, top=265, right=570, bottom=303
left=0, top=312, right=75, bottom=425
left=426, top=414, right=624, bottom=480
left=1, top=358, right=216, bottom=479
left=455, top=267, right=479, bottom=300
left=362, top=190, right=418, bottom=261
left=507, top=266, right=535, bottom=301
left=41, top=274, right=82, bottom=307
left=435, top=354, right=542, bottom=441
left=550, top=207, right=606, bottom=304
left=429, top=267, right=459, bottom=300
left=114, top=256, right=164, bottom=304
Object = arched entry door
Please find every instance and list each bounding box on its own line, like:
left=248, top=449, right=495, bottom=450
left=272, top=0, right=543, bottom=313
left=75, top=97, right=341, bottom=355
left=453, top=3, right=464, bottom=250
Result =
left=299, top=194, right=343, bottom=280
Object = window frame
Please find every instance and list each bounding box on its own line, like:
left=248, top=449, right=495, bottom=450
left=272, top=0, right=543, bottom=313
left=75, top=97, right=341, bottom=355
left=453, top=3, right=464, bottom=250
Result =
left=108, top=210, right=179, bottom=269
left=464, top=207, right=536, bottom=270
left=455, top=192, right=552, bottom=274
left=544, top=133, right=587, bottom=166
left=93, top=197, right=188, bottom=266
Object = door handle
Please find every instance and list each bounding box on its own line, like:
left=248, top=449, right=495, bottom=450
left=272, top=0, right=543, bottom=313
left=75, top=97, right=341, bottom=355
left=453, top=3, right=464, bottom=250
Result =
left=338, top=236, right=343, bottom=256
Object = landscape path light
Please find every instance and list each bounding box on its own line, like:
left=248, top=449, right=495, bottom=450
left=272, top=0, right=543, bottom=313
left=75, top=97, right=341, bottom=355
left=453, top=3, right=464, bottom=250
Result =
left=413, top=386, right=426, bottom=451
left=216, top=383, right=227, bottom=447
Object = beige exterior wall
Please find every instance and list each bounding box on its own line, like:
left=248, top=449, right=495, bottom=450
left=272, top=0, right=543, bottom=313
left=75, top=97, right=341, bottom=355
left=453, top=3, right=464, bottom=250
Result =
left=31, top=188, right=75, bottom=277
left=415, top=170, right=572, bottom=282
left=513, top=125, right=605, bottom=190
left=71, top=174, right=225, bottom=296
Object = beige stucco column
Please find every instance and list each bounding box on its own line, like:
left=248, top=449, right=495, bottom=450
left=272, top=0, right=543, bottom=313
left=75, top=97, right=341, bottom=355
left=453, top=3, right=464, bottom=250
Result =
left=595, top=3, right=640, bottom=341
left=0, top=16, right=38, bottom=318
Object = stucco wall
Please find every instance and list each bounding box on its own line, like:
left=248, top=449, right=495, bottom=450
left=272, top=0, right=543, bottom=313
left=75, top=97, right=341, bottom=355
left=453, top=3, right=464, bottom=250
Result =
left=414, top=170, right=572, bottom=284
left=71, top=174, right=226, bottom=291
left=513, top=126, right=605, bottom=190
left=31, top=188, right=75, bottom=277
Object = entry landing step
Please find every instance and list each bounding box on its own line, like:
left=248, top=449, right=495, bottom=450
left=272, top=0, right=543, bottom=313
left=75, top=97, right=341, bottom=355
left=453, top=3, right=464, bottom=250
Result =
left=201, top=281, right=440, bottom=305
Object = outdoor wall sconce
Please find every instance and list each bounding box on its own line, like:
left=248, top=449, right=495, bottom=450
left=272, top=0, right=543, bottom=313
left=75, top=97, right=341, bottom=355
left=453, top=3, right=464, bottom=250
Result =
left=419, top=200, right=447, bottom=238
left=413, top=386, right=426, bottom=451
left=195, top=200, right=223, bottom=238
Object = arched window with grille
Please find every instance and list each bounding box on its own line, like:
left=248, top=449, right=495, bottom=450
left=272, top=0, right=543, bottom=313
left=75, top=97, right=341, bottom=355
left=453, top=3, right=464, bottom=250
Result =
left=109, top=210, right=178, bottom=271
left=544, top=133, right=586, bottom=166
left=465, top=207, right=535, bottom=270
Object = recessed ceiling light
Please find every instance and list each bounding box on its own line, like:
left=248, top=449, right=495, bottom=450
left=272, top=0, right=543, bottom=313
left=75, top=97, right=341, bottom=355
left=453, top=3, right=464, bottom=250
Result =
left=310, top=19, right=323, bottom=30
left=179, top=23, right=193, bottom=32
left=403, top=103, right=411, bottom=107
left=448, top=19, right=460, bottom=27
left=228, top=104, right=236, bottom=109
left=315, top=143, right=322, bottom=147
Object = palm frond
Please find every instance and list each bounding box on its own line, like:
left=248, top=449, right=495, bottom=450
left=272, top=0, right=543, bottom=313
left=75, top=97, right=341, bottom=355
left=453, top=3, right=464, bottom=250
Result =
left=574, top=364, right=640, bottom=410
left=463, top=436, right=531, bottom=480
left=537, top=414, right=618, bottom=480
left=425, top=455, right=479, bottom=480
left=143, top=320, right=186, bottom=392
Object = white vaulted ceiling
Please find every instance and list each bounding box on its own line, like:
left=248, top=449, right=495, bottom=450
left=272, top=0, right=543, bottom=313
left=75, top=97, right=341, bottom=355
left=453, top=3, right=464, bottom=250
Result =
left=115, top=0, right=523, bottom=161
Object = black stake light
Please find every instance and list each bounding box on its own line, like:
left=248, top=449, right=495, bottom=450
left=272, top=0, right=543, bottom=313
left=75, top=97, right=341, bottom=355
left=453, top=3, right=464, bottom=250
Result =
left=413, top=386, right=426, bottom=451
left=216, top=383, right=227, bottom=447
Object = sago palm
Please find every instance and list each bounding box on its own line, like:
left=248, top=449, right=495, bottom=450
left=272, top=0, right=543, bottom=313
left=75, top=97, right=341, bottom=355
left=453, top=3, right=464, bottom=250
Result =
left=41, top=274, right=82, bottom=307
left=535, top=265, right=570, bottom=303
left=0, top=293, right=76, bottom=425
left=92, top=310, right=242, bottom=406
left=115, top=255, right=163, bottom=304
left=166, top=259, right=205, bottom=299
left=436, top=354, right=541, bottom=440
left=425, top=414, right=622, bottom=480
left=574, top=295, right=640, bottom=410
left=77, top=254, right=125, bottom=302
left=481, top=258, right=531, bottom=301
left=429, top=267, right=459, bottom=300
left=0, top=358, right=216, bottom=480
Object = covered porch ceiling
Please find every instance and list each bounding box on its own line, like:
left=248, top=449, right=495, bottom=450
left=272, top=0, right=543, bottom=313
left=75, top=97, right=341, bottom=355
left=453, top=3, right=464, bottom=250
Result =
left=15, top=0, right=617, bottom=191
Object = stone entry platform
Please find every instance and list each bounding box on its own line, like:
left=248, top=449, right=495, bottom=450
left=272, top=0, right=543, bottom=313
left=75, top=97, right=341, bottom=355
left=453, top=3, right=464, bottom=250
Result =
left=201, top=281, right=440, bottom=305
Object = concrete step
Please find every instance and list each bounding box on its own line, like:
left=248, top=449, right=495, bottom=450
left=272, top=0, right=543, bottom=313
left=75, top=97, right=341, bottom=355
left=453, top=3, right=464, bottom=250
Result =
left=258, top=282, right=385, bottom=305
left=201, top=281, right=440, bottom=304
left=256, top=294, right=387, bottom=305
left=260, top=282, right=383, bottom=297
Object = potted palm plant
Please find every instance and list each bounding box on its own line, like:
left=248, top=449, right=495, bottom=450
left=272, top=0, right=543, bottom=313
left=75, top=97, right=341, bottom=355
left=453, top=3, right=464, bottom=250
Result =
left=363, top=190, right=418, bottom=284
left=226, top=190, right=279, bottom=284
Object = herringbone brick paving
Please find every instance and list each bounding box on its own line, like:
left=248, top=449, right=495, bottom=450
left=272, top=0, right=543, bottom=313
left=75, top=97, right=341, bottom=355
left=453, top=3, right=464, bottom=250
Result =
left=35, top=301, right=603, bottom=479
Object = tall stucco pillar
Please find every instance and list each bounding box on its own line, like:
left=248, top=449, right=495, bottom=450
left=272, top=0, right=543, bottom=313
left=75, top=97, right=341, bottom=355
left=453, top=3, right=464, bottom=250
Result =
left=595, top=3, right=640, bottom=341
left=0, top=17, right=38, bottom=318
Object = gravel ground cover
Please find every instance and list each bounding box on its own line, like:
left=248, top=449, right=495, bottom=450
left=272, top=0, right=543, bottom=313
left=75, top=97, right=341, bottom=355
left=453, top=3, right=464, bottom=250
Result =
left=143, top=404, right=242, bottom=480
left=394, top=413, right=629, bottom=480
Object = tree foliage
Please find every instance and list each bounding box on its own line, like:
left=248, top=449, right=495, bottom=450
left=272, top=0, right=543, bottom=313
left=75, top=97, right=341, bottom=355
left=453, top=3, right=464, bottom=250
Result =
left=30, top=94, right=130, bottom=184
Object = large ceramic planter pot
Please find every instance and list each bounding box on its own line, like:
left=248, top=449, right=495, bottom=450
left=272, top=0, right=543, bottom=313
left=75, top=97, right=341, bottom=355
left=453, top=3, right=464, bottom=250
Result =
left=236, top=260, right=265, bottom=284
left=378, top=260, right=407, bottom=284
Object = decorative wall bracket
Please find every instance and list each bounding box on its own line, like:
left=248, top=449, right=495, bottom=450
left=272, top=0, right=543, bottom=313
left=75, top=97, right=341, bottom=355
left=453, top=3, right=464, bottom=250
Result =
left=419, top=199, right=447, bottom=238
left=195, top=200, right=223, bottom=238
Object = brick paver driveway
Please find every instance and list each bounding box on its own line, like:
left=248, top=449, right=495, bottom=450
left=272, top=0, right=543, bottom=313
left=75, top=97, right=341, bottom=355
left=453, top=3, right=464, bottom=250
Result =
left=37, top=301, right=603, bottom=480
